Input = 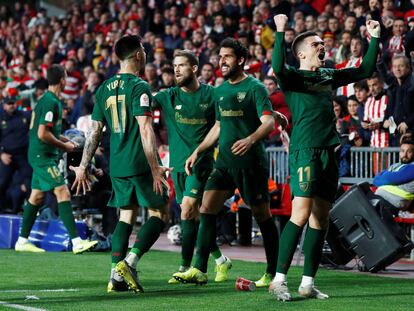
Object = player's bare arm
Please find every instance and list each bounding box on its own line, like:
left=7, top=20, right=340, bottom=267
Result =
left=274, top=111, right=288, bottom=130
left=70, top=120, right=104, bottom=195
left=231, top=115, right=274, bottom=156
left=138, top=115, right=170, bottom=195
left=38, top=124, right=76, bottom=152
left=185, top=120, right=220, bottom=176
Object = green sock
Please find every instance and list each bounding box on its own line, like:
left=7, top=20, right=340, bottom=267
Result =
left=258, top=217, right=279, bottom=275
left=111, top=221, right=133, bottom=266
left=20, top=202, right=41, bottom=238
left=181, top=219, right=197, bottom=267
left=58, top=201, right=78, bottom=239
left=303, top=227, right=326, bottom=277
left=131, top=216, right=165, bottom=258
left=194, top=213, right=216, bottom=273
left=210, top=244, right=222, bottom=259
left=276, top=220, right=303, bottom=274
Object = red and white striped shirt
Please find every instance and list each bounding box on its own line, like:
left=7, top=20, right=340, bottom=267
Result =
left=335, top=56, right=362, bottom=97
left=364, top=94, right=389, bottom=148
left=62, top=70, right=82, bottom=100
left=387, top=35, right=405, bottom=58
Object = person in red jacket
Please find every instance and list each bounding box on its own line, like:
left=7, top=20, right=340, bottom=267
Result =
left=263, top=76, right=291, bottom=146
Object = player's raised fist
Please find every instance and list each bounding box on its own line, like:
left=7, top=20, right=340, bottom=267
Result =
left=274, top=14, right=288, bottom=32
left=366, top=20, right=380, bottom=38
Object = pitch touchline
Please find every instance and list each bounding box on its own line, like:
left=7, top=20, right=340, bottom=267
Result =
left=0, top=289, right=79, bottom=293
left=0, top=301, right=47, bottom=311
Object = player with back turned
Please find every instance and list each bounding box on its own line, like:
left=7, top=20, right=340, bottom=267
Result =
left=70, top=35, right=170, bottom=294
left=269, top=14, right=380, bottom=301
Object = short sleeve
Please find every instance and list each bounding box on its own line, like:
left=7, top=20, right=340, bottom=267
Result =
left=253, top=83, right=273, bottom=118
left=39, top=100, right=57, bottom=128
left=132, top=82, right=153, bottom=117
left=91, top=89, right=104, bottom=121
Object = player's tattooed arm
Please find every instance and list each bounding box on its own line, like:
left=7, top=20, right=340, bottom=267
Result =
left=80, top=120, right=104, bottom=169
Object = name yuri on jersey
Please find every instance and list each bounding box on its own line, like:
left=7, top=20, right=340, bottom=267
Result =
left=106, top=79, right=125, bottom=91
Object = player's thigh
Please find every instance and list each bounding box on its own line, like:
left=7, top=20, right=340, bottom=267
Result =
left=289, top=148, right=321, bottom=200
left=28, top=188, right=45, bottom=206
left=233, top=167, right=269, bottom=206
left=202, top=168, right=235, bottom=214
left=183, top=167, right=211, bottom=203
left=31, top=162, right=65, bottom=192
left=315, top=147, right=339, bottom=204
left=171, top=171, right=185, bottom=205
left=290, top=196, right=313, bottom=227
left=132, top=172, right=169, bottom=216
left=108, top=176, right=138, bottom=208
left=119, top=204, right=139, bottom=225
left=309, top=196, right=331, bottom=230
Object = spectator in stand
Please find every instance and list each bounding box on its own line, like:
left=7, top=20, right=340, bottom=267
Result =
left=263, top=76, right=291, bottom=146
left=160, top=67, right=175, bottom=89
left=0, top=95, right=31, bottom=213
left=344, top=13, right=358, bottom=35
left=198, top=63, right=216, bottom=85
left=382, top=56, right=414, bottom=146
left=335, top=30, right=353, bottom=64
left=328, top=16, right=341, bottom=37
left=323, top=32, right=338, bottom=63
left=62, top=59, right=82, bottom=100
left=354, top=80, right=371, bottom=144
left=144, top=63, right=161, bottom=92
left=336, top=36, right=364, bottom=96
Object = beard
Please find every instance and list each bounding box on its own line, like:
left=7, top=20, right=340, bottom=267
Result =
left=176, top=74, right=193, bottom=87
left=221, top=64, right=239, bottom=80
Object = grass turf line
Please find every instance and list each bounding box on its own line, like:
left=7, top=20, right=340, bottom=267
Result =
left=0, top=250, right=413, bottom=311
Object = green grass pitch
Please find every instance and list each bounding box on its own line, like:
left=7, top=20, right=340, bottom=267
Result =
left=0, top=249, right=413, bottom=311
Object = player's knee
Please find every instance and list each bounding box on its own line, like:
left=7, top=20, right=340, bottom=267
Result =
left=251, top=206, right=272, bottom=223
left=148, top=207, right=169, bottom=223
left=55, top=187, right=71, bottom=202
left=181, top=197, right=199, bottom=220
left=29, top=191, right=44, bottom=206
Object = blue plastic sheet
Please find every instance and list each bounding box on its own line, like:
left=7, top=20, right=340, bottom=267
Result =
left=0, top=215, right=87, bottom=251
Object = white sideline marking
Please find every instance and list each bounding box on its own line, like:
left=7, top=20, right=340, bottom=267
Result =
left=0, top=301, right=47, bottom=311
left=0, top=289, right=78, bottom=293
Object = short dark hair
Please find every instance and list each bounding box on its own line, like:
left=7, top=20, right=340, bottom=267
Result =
left=368, top=72, right=383, bottom=83
left=400, top=133, right=414, bottom=146
left=114, top=35, right=142, bottom=61
left=292, top=31, right=318, bottom=57
left=46, top=64, right=65, bottom=86
left=347, top=95, right=358, bottom=102
left=174, top=50, right=199, bottom=67
left=354, top=79, right=369, bottom=92
left=264, top=75, right=277, bottom=84
left=219, top=38, right=248, bottom=66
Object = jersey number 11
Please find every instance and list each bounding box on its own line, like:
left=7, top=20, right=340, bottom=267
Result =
left=106, top=95, right=126, bottom=133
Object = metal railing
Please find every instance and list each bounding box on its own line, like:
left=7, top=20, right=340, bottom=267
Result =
left=266, top=146, right=400, bottom=184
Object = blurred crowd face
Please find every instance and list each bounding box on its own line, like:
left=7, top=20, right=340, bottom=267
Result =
left=317, top=16, right=328, bottom=32
left=393, top=19, right=405, bottom=36
left=392, top=57, right=411, bottom=80
left=173, top=56, right=196, bottom=87
left=367, top=77, right=383, bottom=97
left=328, top=17, right=339, bottom=33
left=333, top=101, right=343, bottom=118
left=354, top=86, right=368, bottom=103
left=264, top=78, right=277, bottom=95
left=344, top=16, right=357, bottom=32
left=341, top=32, right=352, bottom=47
left=305, top=15, right=316, bottom=31
left=2, top=100, right=17, bottom=115
left=347, top=99, right=359, bottom=117
left=201, top=64, right=214, bottom=81
left=350, top=38, right=362, bottom=58
left=284, top=29, right=295, bottom=44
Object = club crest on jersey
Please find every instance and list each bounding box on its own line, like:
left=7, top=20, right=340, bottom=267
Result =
left=236, top=92, right=246, bottom=102
left=299, top=182, right=310, bottom=192
left=175, top=105, right=182, bottom=110
left=199, top=103, right=208, bottom=111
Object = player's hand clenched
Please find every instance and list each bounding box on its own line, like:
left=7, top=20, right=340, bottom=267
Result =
left=366, top=20, right=380, bottom=38
left=274, top=14, right=288, bottom=32
left=69, top=165, right=91, bottom=196
left=231, top=136, right=254, bottom=156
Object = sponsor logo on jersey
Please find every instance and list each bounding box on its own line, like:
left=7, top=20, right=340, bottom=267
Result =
left=236, top=92, right=246, bottom=102
left=219, top=107, right=244, bottom=117
left=175, top=112, right=207, bottom=124
left=140, top=93, right=150, bottom=107
left=45, top=111, right=54, bottom=122
left=190, top=189, right=198, bottom=194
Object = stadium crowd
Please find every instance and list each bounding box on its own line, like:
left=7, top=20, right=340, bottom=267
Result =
left=0, top=0, right=414, bottom=222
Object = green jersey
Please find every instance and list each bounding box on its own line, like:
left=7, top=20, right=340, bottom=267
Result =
left=215, top=76, right=273, bottom=169
left=28, top=91, right=62, bottom=164
left=153, top=84, right=215, bottom=172
left=92, top=73, right=153, bottom=177
left=272, top=32, right=379, bottom=151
